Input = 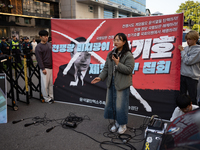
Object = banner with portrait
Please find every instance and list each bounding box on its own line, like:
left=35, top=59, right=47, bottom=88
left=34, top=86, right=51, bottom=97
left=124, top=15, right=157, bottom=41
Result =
left=51, top=13, right=183, bottom=120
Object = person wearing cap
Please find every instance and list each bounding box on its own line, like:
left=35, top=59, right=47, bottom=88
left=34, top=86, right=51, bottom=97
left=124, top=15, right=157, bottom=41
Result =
left=10, top=35, right=22, bottom=65
left=0, top=37, right=10, bottom=55
left=22, top=36, right=33, bottom=65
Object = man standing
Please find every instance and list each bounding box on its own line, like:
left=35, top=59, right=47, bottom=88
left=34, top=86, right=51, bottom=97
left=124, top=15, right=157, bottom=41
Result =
left=10, top=35, right=21, bottom=65
left=35, top=30, right=54, bottom=104
left=22, top=37, right=33, bottom=65
left=0, top=37, right=10, bottom=55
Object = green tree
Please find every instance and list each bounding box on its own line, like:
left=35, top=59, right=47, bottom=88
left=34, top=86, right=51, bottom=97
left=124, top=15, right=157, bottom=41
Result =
left=176, top=0, right=200, bottom=32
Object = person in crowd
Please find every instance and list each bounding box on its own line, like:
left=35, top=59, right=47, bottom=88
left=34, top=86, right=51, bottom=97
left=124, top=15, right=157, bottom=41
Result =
left=6, top=37, right=11, bottom=44
left=35, top=30, right=54, bottom=104
left=10, top=35, right=22, bottom=65
left=31, top=38, right=37, bottom=53
left=0, top=37, right=10, bottom=55
left=178, top=30, right=200, bottom=105
left=91, top=33, right=135, bottom=134
left=31, top=38, right=38, bottom=62
left=19, top=38, right=23, bottom=48
left=170, top=94, right=199, bottom=121
left=22, top=36, right=33, bottom=65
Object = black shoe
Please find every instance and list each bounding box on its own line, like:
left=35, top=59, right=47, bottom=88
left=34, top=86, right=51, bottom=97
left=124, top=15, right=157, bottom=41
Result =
left=48, top=99, right=54, bottom=104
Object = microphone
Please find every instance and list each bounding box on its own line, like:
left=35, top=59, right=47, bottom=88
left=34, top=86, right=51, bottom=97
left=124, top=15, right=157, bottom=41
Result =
left=24, top=121, right=38, bottom=127
left=46, top=126, right=56, bottom=133
left=112, top=46, right=118, bottom=59
left=12, top=119, right=24, bottom=124
left=112, top=46, right=117, bottom=51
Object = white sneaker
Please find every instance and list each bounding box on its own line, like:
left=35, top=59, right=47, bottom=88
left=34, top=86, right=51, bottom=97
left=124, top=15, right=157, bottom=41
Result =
left=118, top=125, right=127, bottom=134
left=110, top=122, right=119, bottom=132
left=45, top=99, right=54, bottom=104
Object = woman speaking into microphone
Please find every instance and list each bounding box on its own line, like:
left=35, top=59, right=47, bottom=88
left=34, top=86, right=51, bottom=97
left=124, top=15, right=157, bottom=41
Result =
left=91, top=33, right=135, bottom=134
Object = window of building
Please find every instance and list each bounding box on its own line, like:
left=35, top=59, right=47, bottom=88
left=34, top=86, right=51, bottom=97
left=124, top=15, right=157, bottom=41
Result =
left=15, top=16, right=19, bottom=23
left=0, top=15, right=8, bottom=21
left=104, top=9, right=114, bottom=18
left=22, top=0, right=50, bottom=17
left=118, top=13, right=127, bottom=18
left=108, top=0, right=146, bottom=13
left=0, top=28, right=8, bottom=37
left=24, top=18, right=31, bottom=24
left=88, top=6, right=93, bottom=12
left=34, top=1, right=40, bottom=6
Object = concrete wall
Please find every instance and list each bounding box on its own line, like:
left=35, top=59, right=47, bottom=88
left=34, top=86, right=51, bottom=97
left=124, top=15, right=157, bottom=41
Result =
left=94, top=5, right=104, bottom=19
left=60, top=0, right=76, bottom=18
left=75, top=2, right=94, bottom=19
left=60, top=0, right=104, bottom=19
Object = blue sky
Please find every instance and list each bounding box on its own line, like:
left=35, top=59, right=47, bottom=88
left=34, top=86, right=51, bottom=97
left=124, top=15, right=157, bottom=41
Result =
left=146, top=0, right=188, bottom=15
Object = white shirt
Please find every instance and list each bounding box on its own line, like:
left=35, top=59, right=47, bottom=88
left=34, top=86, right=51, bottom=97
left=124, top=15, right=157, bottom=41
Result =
left=170, top=104, right=199, bottom=122
left=70, top=67, right=87, bottom=86
left=31, top=41, right=37, bottom=52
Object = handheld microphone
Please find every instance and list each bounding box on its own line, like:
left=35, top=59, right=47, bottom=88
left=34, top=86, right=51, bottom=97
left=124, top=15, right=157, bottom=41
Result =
left=12, top=119, right=24, bottom=124
left=112, top=46, right=118, bottom=59
left=24, top=121, right=37, bottom=127
left=46, top=126, right=56, bottom=133
left=112, top=46, right=117, bottom=51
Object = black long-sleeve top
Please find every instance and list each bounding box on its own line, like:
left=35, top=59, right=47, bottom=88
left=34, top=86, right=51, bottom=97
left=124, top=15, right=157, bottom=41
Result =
left=35, top=42, right=52, bottom=70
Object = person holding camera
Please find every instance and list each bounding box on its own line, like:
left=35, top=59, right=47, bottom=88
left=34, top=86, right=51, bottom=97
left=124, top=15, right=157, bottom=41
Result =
left=91, top=33, right=135, bottom=134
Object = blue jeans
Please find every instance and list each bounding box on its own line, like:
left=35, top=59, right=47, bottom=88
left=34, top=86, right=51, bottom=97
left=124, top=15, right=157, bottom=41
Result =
left=104, top=76, right=130, bottom=125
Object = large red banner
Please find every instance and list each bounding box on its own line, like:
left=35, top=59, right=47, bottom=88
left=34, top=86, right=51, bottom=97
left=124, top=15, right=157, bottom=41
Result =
left=51, top=13, right=183, bottom=120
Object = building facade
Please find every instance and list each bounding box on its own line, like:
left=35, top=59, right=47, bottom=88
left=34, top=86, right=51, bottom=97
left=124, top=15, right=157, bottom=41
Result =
left=60, top=0, right=146, bottom=19
left=0, top=0, right=59, bottom=40
left=0, top=0, right=146, bottom=39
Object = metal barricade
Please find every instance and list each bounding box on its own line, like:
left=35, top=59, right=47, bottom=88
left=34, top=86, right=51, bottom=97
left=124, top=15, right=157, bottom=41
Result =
left=12, top=52, right=43, bottom=104
left=0, top=54, right=18, bottom=110
left=1, top=52, right=44, bottom=109
left=27, top=53, right=43, bottom=102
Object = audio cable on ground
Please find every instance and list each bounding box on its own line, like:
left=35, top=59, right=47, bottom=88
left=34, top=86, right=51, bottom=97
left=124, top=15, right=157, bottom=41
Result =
left=13, top=112, right=148, bottom=149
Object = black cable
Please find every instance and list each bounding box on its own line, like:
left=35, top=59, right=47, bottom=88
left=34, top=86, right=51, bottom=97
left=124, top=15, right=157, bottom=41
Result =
left=60, top=113, right=137, bottom=150
left=24, top=113, right=61, bottom=127
left=100, top=141, right=136, bottom=150
left=118, top=134, right=132, bottom=143
left=13, top=112, right=147, bottom=149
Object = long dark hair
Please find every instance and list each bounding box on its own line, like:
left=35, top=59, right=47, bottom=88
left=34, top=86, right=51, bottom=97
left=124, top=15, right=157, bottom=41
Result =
left=109, top=33, right=131, bottom=60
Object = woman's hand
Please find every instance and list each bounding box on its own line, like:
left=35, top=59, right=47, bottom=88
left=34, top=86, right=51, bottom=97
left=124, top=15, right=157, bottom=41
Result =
left=112, top=55, right=120, bottom=65
left=178, top=45, right=184, bottom=51
left=91, top=77, right=101, bottom=84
